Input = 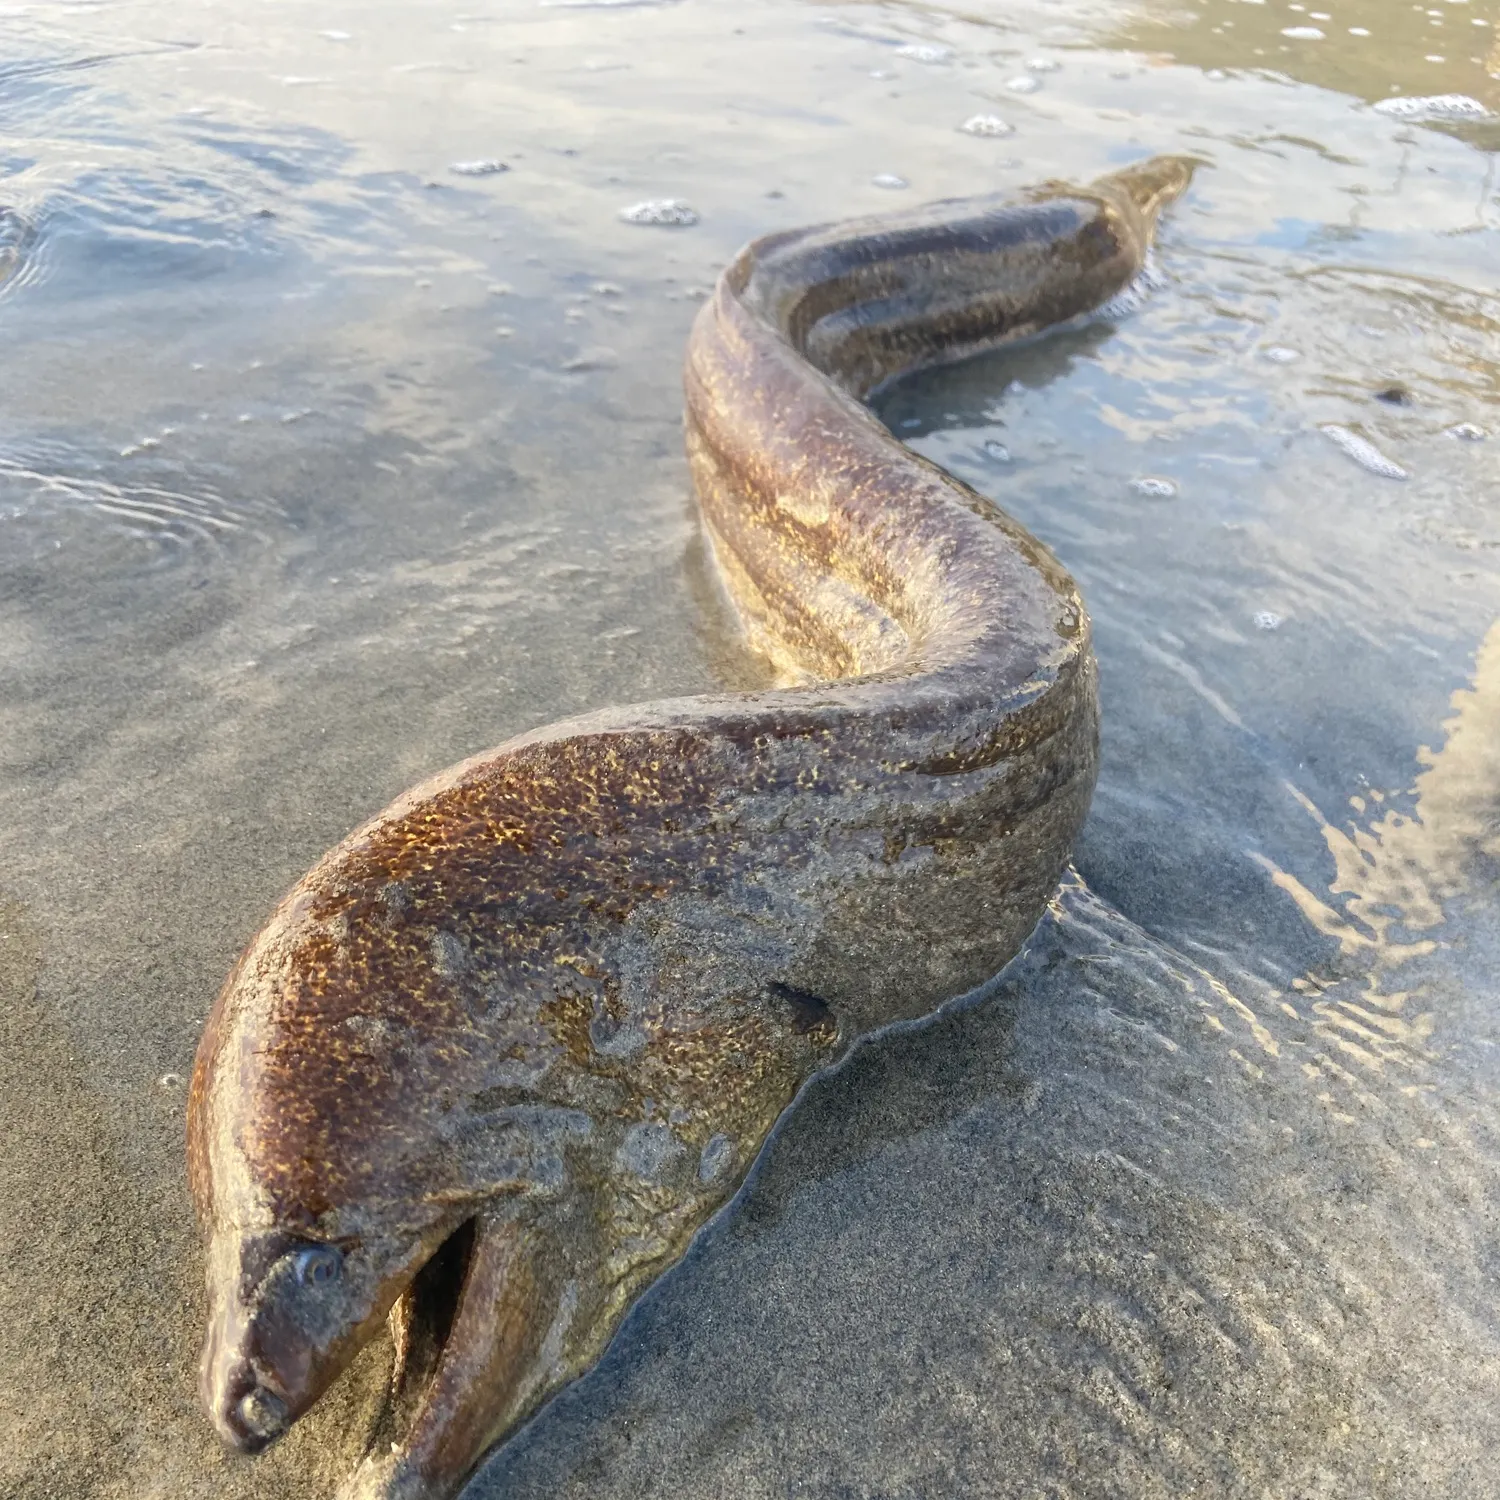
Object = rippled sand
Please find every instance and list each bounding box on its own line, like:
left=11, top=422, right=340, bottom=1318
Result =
left=0, top=1, right=1496, bottom=1496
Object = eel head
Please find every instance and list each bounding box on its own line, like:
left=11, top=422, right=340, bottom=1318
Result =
left=187, top=866, right=522, bottom=1490
left=196, top=1218, right=443, bottom=1453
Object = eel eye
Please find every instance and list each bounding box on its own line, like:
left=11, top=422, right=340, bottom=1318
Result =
left=291, top=1245, right=342, bottom=1287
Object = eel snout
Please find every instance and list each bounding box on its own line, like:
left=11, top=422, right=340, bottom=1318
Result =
left=205, top=1349, right=291, bottom=1454
left=199, top=1233, right=391, bottom=1459
left=201, top=1293, right=300, bottom=1455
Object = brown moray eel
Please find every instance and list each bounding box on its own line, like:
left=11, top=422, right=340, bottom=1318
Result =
left=189, top=156, right=1196, bottom=1500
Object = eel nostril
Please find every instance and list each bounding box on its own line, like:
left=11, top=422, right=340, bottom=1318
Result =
left=238, top=1385, right=290, bottom=1443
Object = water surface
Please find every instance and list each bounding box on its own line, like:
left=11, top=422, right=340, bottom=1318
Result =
left=0, top=1, right=1496, bottom=1496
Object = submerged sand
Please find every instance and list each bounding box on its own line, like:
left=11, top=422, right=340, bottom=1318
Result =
left=1, top=0, right=1498, bottom=1495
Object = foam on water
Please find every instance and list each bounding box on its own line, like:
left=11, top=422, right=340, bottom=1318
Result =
left=894, top=43, right=952, bottom=64
left=619, top=199, right=699, bottom=225
left=1319, top=424, right=1410, bottom=479
left=959, top=114, right=1015, bottom=137
left=1130, top=476, right=1179, bottom=498
left=1372, top=93, right=1491, bottom=119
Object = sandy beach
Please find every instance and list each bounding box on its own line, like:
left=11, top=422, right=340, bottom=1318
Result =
left=1, top=1, right=1497, bottom=1494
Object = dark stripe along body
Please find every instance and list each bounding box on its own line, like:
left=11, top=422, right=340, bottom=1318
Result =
left=189, top=156, right=1196, bottom=1500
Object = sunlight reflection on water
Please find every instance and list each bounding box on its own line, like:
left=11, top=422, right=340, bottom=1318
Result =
left=0, top=1, right=1496, bottom=1496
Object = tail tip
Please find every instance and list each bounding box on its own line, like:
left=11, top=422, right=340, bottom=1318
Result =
left=1098, top=153, right=1206, bottom=219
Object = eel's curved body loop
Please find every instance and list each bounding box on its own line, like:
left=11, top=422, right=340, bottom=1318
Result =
left=189, top=157, right=1196, bottom=1500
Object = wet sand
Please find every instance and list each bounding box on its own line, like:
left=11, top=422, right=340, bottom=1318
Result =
left=0, top=0, right=1497, bottom=1495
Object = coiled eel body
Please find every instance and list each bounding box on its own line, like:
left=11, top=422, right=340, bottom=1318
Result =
left=189, top=156, right=1195, bottom=1500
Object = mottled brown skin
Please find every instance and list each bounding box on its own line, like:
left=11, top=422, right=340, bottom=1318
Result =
left=189, top=157, right=1197, bottom=1500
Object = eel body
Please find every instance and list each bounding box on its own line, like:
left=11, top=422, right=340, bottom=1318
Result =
left=189, top=156, right=1196, bottom=1500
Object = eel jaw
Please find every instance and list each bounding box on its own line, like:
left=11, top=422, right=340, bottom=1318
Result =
left=335, top=1211, right=555, bottom=1500
left=383, top=1217, right=482, bottom=1437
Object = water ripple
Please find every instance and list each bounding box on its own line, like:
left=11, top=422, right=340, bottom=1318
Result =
left=0, top=447, right=286, bottom=559
left=0, top=206, right=37, bottom=299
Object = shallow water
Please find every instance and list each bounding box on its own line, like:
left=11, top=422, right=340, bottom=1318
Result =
left=0, top=1, right=1496, bottom=1496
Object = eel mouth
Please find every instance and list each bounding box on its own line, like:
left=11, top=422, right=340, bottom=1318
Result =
left=381, top=1215, right=480, bottom=1433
